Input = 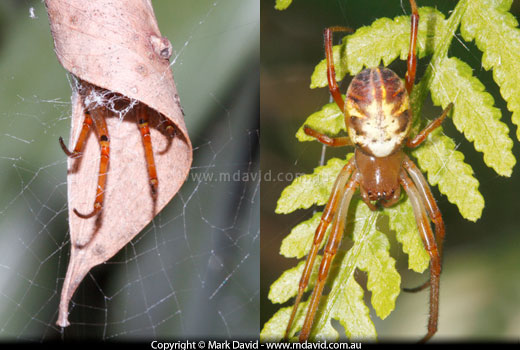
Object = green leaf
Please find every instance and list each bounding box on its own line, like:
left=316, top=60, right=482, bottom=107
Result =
left=260, top=300, right=339, bottom=342
left=268, top=257, right=321, bottom=304
left=429, top=57, right=515, bottom=177
left=310, top=202, right=398, bottom=338
left=275, top=0, right=293, bottom=10
left=412, top=128, right=485, bottom=222
left=331, top=277, right=377, bottom=341
left=310, top=7, right=447, bottom=89
left=461, top=0, right=520, bottom=141
left=352, top=205, right=401, bottom=319
left=280, top=212, right=328, bottom=259
left=260, top=304, right=298, bottom=342
left=296, top=101, right=345, bottom=141
left=275, top=157, right=347, bottom=214
left=263, top=200, right=399, bottom=340
left=430, top=57, right=516, bottom=176
left=384, top=199, right=429, bottom=273
left=264, top=252, right=344, bottom=341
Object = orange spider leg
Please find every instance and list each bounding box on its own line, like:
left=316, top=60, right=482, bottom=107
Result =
left=402, top=155, right=445, bottom=293
left=400, top=170, right=441, bottom=343
left=324, top=26, right=354, bottom=113
left=405, top=0, right=419, bottom=94
left=59, top=110, right=93, bottom=158
left=299, top=171, right=361, bottom=341
left=403, top=156, right=444, bottom=258
left=406, top=103, right=453, bottom=149
left=284, top=159, right=356, bottom=339
left=136, top=103, right=159, bottom=196
left=157, top=116, right=178, bottom=155
left=402, top=103, right=452, bottom=292
left=73, top=107, right=110, bottom=219
left=303, top=126, right=352, bottom=147
left=164, top=119, right=177, bottom=138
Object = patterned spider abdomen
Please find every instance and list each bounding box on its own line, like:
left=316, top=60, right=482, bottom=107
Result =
left=345, top=67, right=412, bottom=158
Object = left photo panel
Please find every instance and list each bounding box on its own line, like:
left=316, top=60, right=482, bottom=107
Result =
left=0, top=0, right=259, bottom=339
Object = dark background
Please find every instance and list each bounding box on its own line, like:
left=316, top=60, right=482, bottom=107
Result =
left=261, top=0, right=520, bottom=340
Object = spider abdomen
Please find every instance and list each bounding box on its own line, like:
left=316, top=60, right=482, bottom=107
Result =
left=345, top=67, right=412, bottom=157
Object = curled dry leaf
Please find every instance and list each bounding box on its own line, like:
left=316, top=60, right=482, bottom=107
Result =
left=45, top=0, right=192, bottom=327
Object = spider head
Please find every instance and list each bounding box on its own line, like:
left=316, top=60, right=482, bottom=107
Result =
left=365, top=184, right=401, bottom=203
left=345, top=67, right=412, bottom=158
left=355, top=148, right=403, bottom=207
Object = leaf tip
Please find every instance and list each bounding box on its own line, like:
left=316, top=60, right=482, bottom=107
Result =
left=275, top=0, right=293, bottom=11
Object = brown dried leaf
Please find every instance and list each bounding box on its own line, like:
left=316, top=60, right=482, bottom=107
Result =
left=45, top=0, right=192, bottom=327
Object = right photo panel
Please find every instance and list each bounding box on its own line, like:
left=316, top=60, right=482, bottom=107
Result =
left=261, top=0, right=520, bottom=342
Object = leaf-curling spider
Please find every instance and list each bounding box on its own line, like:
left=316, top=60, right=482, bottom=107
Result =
left=59, top=83, right=177, bottom=219
left=285, top=0, right=453, bottom=342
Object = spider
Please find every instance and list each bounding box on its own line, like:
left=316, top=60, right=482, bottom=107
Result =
left=59, top=84, right=176, bottom=219
left=285, top=0, right=453, bottom=342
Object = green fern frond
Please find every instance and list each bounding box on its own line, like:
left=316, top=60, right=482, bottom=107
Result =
left=296, top=101, right=345, bottom=142
left=261, top=304, right=293, bottom=341
left=429, top=57, right=515, bottom=177
left=263, top=201, right=395, bottom=341
left=353, top=205, right=400, bottom=319
left=275, top=157, right=350, bottom=214
left=268, top=258, right=320, bottom=304
left=331, top=276, right=377, bottom=341
left=261, top=300, right=340, bottom=342
left=310, top=7, right=447, bottom=89
left=384, top=199, right=429, bottom=273
left=275, top=0, right=292, bottom=11
left=280, top=212, right=328, bottom=259
left=461, top=0, right=520, bottom=141
left=265, top=0, right=519, bottom=341
left=412, top=128, right=484, bottom=222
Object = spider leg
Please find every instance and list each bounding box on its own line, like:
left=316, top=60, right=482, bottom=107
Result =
left=400, top=170, right=441, bottom=342
left=284, top=158, right=356, bottom=340
left=303, top=126, right=352, bottom=147
left=299, top=171, right=360, bottom=341
left=324, top=26, right=354, bottom=113
left=402, top=155, right=445, bottom=292
left=403, top=102, right=450, bottom=292
left=157, top=112, right=178, bottom=155
left=73, top=107, right=110, bottom=219
left=164, top=119, right=177, bottom=138
left=405, top=0, right=419, bottom=94
left=59, top=110, right=93, bottom=158
left=407, top=103, right=453, bottom=148
left=136, top=103, right=159, bottom=197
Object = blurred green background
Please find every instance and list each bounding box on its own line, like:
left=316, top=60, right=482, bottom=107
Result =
left=0, top=0, right=258, bottom=340
left=261, top=0, right=520, bottom=341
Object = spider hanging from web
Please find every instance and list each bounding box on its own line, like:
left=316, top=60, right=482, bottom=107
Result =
left=284, top=0, right=453, bottom=342
left=58, top=83, right=177, bottom=219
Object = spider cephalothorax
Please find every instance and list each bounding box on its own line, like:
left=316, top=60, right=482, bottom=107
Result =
left=355, top=148, right=402, bottom=204
left=285, top=0, right=453, bottom=342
